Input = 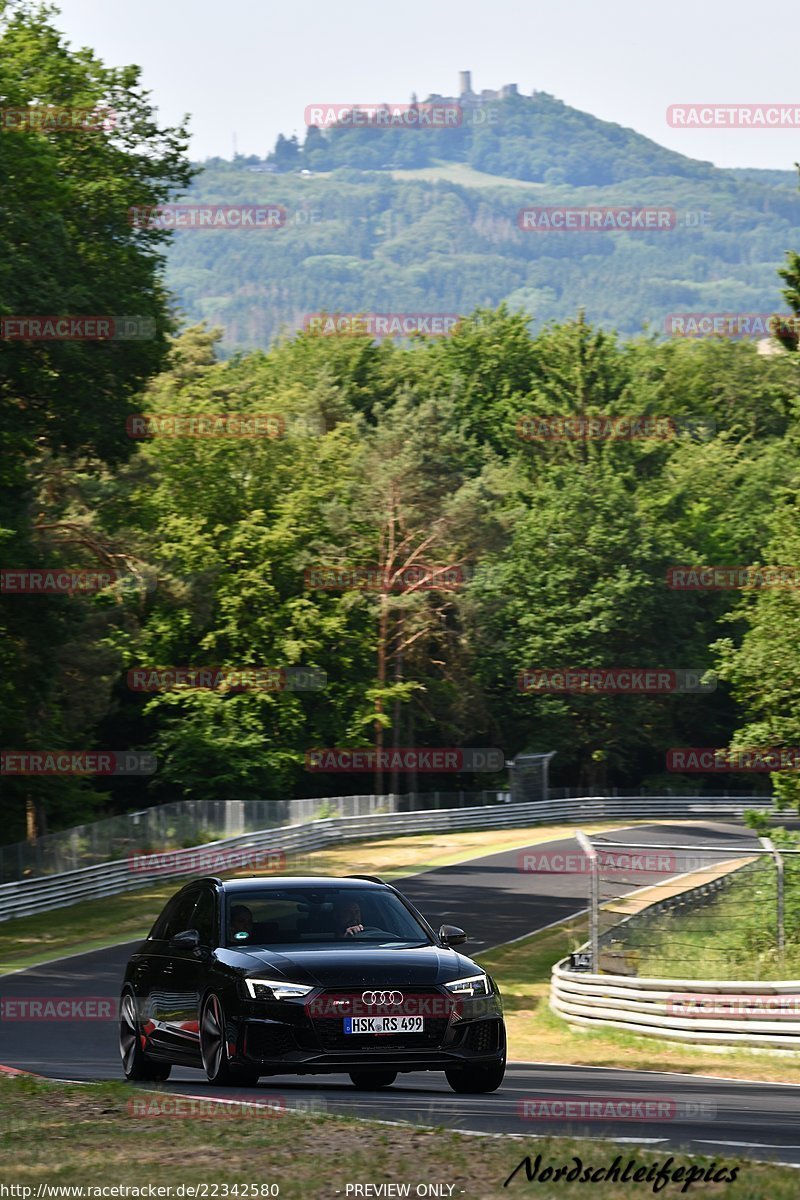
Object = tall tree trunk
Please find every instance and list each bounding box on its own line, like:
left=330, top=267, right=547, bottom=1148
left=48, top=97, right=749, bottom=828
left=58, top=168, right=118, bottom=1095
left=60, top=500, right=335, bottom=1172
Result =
left=374, top=592, right=389, bottom=795
left=408, top=708, right=418, bottom=799
left=25, top=794, right=38, bottom=842
left=391, top=620, right=404, bottom=797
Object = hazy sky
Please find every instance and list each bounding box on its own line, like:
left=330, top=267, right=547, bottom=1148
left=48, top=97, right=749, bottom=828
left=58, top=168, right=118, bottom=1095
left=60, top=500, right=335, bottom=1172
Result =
left=52, top=0, right=800, bottom=172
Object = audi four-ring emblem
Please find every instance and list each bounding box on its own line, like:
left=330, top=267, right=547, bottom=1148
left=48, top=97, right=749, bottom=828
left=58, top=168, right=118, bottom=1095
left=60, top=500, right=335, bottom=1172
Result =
left=361, top=990, right=403, bottom=1005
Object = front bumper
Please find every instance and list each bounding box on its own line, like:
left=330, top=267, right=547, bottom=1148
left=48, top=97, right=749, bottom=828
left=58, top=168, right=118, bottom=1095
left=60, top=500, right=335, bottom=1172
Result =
left=232, top=985, right=505, bottom=1074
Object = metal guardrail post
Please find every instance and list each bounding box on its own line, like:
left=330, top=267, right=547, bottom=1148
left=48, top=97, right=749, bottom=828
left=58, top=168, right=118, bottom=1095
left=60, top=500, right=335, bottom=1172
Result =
left=576, top=830, right=599, bottom=971
left=760, top=836, right=785, bottom=963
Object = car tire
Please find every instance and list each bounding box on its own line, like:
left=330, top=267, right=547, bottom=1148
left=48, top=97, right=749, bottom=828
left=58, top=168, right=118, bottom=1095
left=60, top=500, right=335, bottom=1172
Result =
left=119, top=989, right=172, bottom=1082
left=348, top=1070, right=398, bottom=1089
left=200, top=992, right=260, bottom=1087
left=445, top=1057, right=505, bottom=1094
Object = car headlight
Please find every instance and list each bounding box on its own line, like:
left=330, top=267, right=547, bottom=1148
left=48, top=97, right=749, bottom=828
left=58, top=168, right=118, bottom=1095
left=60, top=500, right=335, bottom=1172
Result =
left=245, top=978, right=314, bottom=1001
left=443, top=973, right=492, bottom=998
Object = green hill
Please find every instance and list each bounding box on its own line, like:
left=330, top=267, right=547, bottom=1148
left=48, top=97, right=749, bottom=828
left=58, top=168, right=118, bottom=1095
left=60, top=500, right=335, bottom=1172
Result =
left=163, top=90, right=800, bottom=351
left=272, top=89, right=722, bottom=185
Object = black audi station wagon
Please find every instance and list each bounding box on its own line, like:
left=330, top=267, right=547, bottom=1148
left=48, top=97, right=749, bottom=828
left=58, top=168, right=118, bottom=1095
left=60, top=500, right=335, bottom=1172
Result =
left=119, top=875, right=506, bottom=1093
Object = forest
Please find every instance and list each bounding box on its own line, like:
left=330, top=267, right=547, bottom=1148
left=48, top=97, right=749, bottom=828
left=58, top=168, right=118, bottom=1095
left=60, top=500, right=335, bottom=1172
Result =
left=5, top=3, right=800, bottom=842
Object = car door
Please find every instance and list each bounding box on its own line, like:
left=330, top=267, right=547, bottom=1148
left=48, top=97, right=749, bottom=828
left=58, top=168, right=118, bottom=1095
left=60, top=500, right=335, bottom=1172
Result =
left=145, top=887, right=201, bottom=1059
left=157, top=885, right=218, bottom=1062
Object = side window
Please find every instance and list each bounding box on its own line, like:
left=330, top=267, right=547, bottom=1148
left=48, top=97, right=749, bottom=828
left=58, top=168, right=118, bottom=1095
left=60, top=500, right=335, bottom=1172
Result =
left=169, top=891, right=200, bottom=938
left=148, top=893, right=182, bottom=941
left=149, top=890, right=198, bottom=941
left=191, top=888, right=217, bottom=946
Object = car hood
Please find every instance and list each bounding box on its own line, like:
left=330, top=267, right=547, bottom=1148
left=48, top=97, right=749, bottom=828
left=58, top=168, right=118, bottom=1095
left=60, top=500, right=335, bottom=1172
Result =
left=232, top=944, right=479, bottom=987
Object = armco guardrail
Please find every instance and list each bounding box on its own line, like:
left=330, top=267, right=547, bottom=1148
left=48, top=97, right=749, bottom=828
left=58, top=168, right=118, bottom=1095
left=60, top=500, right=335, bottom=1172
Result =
left=0, top=793, right=774, bottom=923
left=551, top=856, right=800, bottom=1049
left=0, top=791, right=511, bottom=883
left=551, top=962, right=800, bottom=1049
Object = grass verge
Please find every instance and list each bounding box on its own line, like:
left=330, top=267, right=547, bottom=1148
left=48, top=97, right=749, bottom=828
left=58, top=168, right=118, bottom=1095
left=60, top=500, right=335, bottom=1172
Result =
left=625, top=862, right=800, bottom=981
left=0, top=1073, right=794, bottom=1198
left=478, top=924, right=800, bottom=1085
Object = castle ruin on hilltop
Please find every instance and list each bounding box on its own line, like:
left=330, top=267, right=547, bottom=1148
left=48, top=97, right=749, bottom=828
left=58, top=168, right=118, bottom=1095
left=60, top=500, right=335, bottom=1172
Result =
left=422, top=72, right=523, bottom=107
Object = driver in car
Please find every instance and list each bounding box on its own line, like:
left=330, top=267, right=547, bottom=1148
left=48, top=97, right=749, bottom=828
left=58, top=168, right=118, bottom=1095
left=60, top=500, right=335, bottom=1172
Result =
left=335, top=900, right=364, bottom=937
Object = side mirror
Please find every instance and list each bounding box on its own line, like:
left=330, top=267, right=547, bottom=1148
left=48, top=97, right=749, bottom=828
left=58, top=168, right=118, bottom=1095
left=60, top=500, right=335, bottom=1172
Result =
left=169, top=928, right=201, bottom=950
left=439, top=924, right=467, bottom=946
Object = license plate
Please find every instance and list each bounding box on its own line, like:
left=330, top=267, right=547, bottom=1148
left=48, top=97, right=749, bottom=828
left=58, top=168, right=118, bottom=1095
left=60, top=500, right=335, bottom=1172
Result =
left=343, top=1016, right=424, bottom=1034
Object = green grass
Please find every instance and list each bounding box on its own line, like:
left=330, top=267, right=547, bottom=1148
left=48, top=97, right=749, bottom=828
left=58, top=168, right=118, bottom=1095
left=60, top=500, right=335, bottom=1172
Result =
left=477, top=923, right=800, bottom=1084
left=0, top=1073, right=795, bottom=1197
left=619, top=864, right=800, bottom=980
left=388, top=160, right=547, bottom=189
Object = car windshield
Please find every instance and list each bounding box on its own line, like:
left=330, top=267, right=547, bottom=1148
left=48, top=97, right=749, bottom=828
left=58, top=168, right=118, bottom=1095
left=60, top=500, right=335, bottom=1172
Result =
left=223, top=887, right=431, bottom=949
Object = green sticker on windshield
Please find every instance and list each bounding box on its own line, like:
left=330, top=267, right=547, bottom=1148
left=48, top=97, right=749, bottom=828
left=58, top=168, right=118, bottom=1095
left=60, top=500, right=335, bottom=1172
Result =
left=234, top=931, right=249, bottom=940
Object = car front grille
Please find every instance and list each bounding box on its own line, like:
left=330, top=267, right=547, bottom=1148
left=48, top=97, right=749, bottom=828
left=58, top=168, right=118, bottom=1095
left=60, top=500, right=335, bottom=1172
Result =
left=309, top=988, right=452, bottom=1051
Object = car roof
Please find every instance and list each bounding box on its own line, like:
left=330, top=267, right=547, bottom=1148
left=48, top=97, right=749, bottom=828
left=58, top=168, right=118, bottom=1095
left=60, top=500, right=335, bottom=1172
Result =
left=216, top=876, right=390, bottom=891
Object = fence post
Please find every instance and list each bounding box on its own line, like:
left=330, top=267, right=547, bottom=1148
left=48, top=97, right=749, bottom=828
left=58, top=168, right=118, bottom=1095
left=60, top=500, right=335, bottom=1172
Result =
left=760, top=836, right=784, bottom=964
left=576, top=830, right=599, bottom=971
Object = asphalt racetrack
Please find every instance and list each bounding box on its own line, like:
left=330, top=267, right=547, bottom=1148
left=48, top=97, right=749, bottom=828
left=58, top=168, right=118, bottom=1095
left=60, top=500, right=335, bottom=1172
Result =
left=2, top=821, right=799, bottom=1165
